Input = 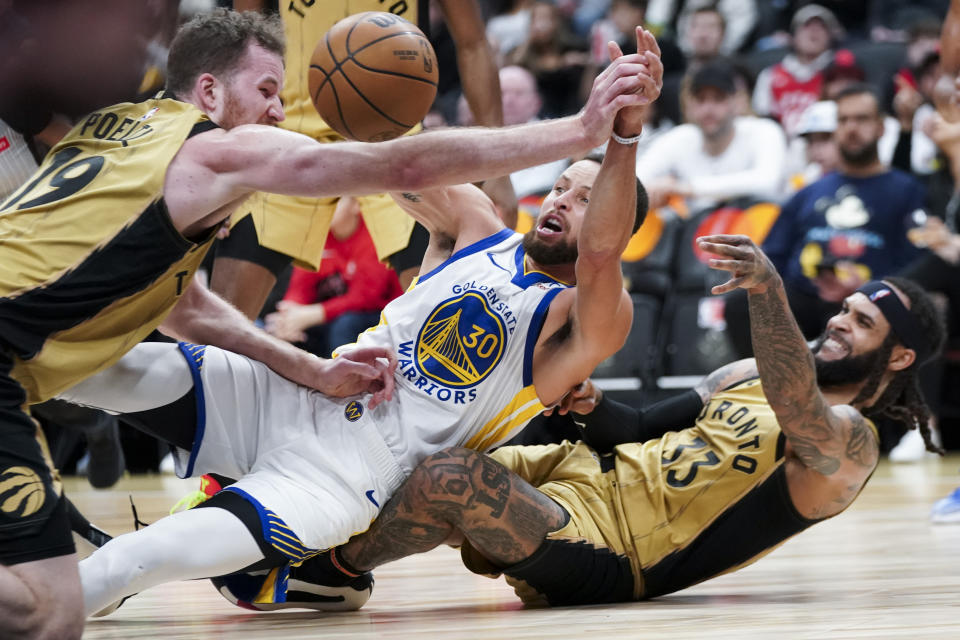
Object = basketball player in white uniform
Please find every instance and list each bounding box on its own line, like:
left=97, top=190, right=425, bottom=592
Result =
left=62, top=28, right=662, bottom=618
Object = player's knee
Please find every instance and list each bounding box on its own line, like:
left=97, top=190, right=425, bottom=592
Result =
left=3, top=587, right=83, bottom=640
left=93, top=535, right=156, bottom=594
left=419, top=447, right=483, bottom=484
left=37, top=601, right=83, bottom=640
left=415, top=447, right=489, bottom=512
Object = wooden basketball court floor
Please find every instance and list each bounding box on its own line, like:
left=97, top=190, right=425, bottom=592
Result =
left=71, top=455, right=960, bottom=639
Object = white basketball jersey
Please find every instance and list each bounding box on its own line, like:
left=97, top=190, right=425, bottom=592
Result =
left=348, top=228, right=569, bottom=467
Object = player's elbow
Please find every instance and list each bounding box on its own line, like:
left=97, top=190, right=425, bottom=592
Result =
left=387, top=155, right=432, bottom=192
left=577, top=246, right=626, bottom=273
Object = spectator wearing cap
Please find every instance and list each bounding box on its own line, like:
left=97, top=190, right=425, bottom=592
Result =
left=787, top=100, right=840, bottom=192
left=636, top=60, right=786, bottom=214
left=753, top=4, right=843, bottom=137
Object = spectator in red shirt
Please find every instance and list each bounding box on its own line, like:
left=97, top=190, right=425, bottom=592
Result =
left=753, top=4, right=842, bottom=137
left=265, top=197, right=403, bottom=357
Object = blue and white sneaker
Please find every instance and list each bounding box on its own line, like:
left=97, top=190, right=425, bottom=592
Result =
left=931, top=486, right=960, bottom=524
left=212, top=558, right=374, bottom=612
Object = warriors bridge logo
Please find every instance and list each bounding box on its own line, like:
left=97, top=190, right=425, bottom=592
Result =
left=415, top=291, right=506, bottom=388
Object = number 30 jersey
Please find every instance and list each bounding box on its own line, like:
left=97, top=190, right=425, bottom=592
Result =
left=0, top=95, right=214, bottom=403
left=347, top=228, right=569, bottom=470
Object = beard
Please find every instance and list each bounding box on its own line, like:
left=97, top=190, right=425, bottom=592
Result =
left=219, top=85, right=251, bottom=130
left=812, top=333, right=886, bottom=387
left=522, top=228, right=578, bottom=265
left=839, top=139, right=879, bottom=167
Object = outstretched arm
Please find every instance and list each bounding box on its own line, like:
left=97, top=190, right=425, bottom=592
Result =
left=572, top=31, right=662, bottom=345
left=165, top=52, right=652, bottom=234
left=533, top=30, right=663, bottom=403
left=697, top=234, right=879, bottom=517
left=160, top=278, right=396, bottom=408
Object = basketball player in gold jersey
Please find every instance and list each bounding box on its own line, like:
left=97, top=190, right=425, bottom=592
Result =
left=0, top=9, right=660, bottom=638
left=298, top=236, right=945, bottom=606
left=223, top=0, right=516, bottom=317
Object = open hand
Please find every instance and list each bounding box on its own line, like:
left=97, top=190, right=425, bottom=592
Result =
left=311, top=346, right=398, bottom=409
left=578, top=33, right=661, bottom=147
left=697, top=234, right=779, bottom=294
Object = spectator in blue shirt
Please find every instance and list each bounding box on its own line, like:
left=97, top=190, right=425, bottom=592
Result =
left=727, top=84, right=926, bottom=354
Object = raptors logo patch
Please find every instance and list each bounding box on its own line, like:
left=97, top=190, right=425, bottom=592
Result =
left=0, top=466, right=46, bottom=518
left=344, top=400, right=363, bottom=422
left=415, top=291, right=506, bottom=388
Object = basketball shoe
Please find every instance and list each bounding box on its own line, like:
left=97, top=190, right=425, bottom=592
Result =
left=211, top=549, right=374, bottom=612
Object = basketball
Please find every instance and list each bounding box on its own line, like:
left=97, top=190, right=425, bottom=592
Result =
left=308, top=12, right=438, bottom=142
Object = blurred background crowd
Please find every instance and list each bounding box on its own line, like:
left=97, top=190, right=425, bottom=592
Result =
left=4, top=0, right=960, bottom=483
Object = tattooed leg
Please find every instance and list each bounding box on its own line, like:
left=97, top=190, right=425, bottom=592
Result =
left=340, top=447, right=567, bottom=571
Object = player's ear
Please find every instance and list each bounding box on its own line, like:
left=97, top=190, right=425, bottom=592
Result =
left=888, top=344, right=916, bottom=372
left=195, top=73, right=219, bottom=111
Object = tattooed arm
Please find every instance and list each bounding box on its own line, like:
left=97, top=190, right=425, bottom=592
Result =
left=696, top=234, right=879, bottom=519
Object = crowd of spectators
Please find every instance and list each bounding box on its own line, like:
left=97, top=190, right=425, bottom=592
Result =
left=458, top=0, right=959, bottom=458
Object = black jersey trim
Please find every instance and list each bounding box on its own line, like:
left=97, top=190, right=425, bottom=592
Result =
left=188, top=120, right=219, bottom=137
left=721, top=375, right=760, bottom=392
left=639, top=464, right=816, bottom=598
left=0, top=199, right=213, bottom=359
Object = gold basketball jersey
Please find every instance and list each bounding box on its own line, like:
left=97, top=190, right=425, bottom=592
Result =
left=280, top=0, right=423, bottom=141
left=613, top=378, right=877, bottom=597
left=0, top=96, right=214, bottom=403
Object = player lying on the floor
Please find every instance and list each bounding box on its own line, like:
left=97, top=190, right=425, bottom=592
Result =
left=267, top=236, right=945, bottom=607
left=59, top=29, right=664, bottom=617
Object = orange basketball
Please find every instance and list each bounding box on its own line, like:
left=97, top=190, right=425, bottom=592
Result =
left=308, top=12, right=438, bottom=142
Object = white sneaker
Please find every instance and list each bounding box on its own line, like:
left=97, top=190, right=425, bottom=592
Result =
left=888, top=428, right=935, bottom=462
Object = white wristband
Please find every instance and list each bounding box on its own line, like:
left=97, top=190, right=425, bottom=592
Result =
left=611, top=131, right=642, bottom=145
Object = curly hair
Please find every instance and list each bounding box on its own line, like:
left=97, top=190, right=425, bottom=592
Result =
left=851, top=277, right=946, bottom=454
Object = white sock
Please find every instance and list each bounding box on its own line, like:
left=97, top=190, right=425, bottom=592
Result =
left=80, top=506, right=265, bottom=616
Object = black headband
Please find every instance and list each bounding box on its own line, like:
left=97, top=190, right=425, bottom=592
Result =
left=855, top=281, right=933, bottom=364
